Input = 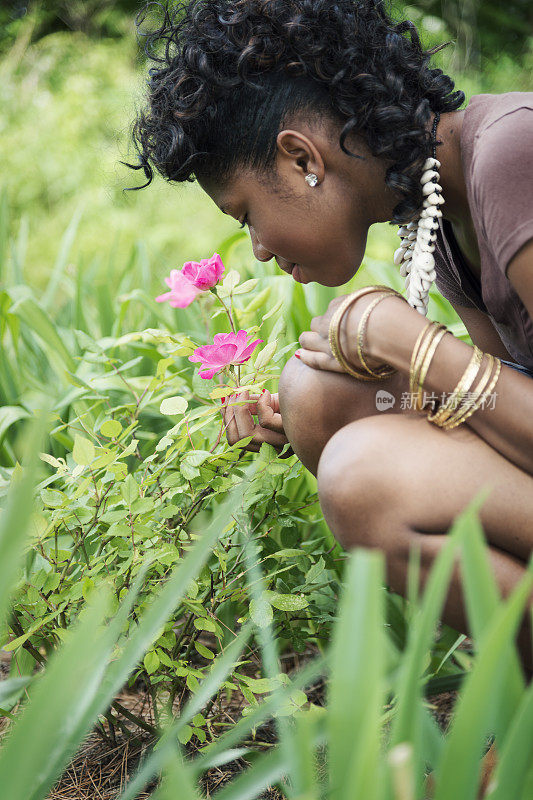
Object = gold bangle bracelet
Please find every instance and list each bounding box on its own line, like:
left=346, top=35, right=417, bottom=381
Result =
left=444, top=357, right=502, bottom=430
left=415, top=326, right=449, bottom=412
left=409, top=323, right=447, bottom=402
left=356, top=293, right=399, bottom=378
left=328, top=286, right=406, bottom=381
left=441, top=354, right=495, bottom=430
left=409, top=322, right=436, bottom=397
left=427, top=345, right=484, bottom=427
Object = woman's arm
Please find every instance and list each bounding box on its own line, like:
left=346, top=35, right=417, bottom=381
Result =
left=356, top=281, right=533, bottom=477
left=451, top=303, right=513, bottom=361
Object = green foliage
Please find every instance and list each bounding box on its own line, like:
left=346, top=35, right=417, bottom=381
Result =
left=1, top=9, right=532, bottom=797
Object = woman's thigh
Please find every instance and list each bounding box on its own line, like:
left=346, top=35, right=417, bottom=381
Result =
left=278, top=355, right=418, bottom=475
left=316, top=413, right=533, bottom=562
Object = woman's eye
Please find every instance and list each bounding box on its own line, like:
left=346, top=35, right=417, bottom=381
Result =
left=239, top=215, right=248, bottom=229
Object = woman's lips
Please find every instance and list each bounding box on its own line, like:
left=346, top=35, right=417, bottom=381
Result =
left=290, top=264, right=308, bottom=284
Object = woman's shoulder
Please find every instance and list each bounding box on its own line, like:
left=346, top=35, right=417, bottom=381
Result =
left=464, top=91, right=533, bottom=140
left=462, top=93, right=533, bottom=275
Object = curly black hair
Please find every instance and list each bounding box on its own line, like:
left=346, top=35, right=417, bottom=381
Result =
left=127, top=0, right=465, bottom=224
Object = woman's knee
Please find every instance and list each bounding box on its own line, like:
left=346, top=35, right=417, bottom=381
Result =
left=316, top=418, right=408, bottom=553
left=278, top=355, right=341, bottom=474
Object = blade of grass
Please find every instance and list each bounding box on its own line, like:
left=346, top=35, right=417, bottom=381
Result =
left=433, top=567, right=533, bottom=800
left=328, top=549, right=386, bottom=800
left=487, top=677, right=533, bottom=800
left=118, top=623, right=253, bottom=800
left=42, top=205, right=83, bottom=311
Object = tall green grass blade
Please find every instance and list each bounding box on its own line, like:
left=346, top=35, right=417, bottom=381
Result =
left=388, top=529, right=459, bottom=750
left=0, top=406, right=29, bottom=448
left=0, top=186, right=8, bottom=279
left=213, top=745, right=288, bottom=800
left=0, top=561, right=150, bottom=800
left=193, top=657, right=326, bottom=773
left=287, top=709, right=321, bottom=800
left=150, top=750, right=199, bottom=800
left=458, top=503, right=525, bottom=732
left=0, top=586, right=115, bottom=799
left=0, top=416, right=43, bottom=629
left=10, top=294, right=76, bottom=371
left=42, top=205, right=83, bottom=311
left=433, top=567, right=533, bottom=800
left=328, top=550, right=385, bottom=800
left=119, top=623, right=253, bottom=800
left=488, top=678, right=533, bottom=800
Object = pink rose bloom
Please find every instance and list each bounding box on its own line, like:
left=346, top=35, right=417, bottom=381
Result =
left=182, top=253, right=225, bottom=290
left=189, top=330, right=263, bottom=379
left=155, top=269, right=203, bottom=308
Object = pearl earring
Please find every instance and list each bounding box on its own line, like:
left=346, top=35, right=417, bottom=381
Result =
left=305, top=173, right=318, bottom=187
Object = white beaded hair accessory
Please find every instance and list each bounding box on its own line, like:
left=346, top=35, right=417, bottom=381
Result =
left=394, top=112, right=443, bottom=316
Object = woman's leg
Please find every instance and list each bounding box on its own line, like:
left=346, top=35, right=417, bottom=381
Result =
left=278, top=355, right=416, bottom=475
left=316, top=414, right=533, bottom=671
left=278, top=357, right=533, bottom=670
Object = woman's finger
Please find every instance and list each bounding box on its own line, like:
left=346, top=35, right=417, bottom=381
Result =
left=296, top=348, right=344, bottom=373
left=230, top=391, right=256, bottom=441
left=222, top=394, right=247, bottom=445
left=298, top=330, right=329, bottom=353
left=257, top=389, right=285, bottom=433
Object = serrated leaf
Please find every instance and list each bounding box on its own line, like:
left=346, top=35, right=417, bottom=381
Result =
left=160, top=396, right=188, bottom=416
left=72, top=435, right=95, bottom=466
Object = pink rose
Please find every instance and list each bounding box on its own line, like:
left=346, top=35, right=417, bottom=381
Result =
left=189, top=330, right=263, bottom=379
left=155, top=269, right=203, bottom=308
left=182, top=253, right=225, bottom=290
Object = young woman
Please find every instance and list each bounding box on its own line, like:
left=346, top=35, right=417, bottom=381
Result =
left=129, top=0, right=533, bottom=670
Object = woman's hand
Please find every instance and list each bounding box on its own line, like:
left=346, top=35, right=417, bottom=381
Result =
left=221, top=389, right=293, bottom=456
left=296, top=291, right=405, bottom=375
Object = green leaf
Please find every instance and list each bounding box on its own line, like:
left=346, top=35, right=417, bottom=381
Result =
left=194, top=642, right=215, bottom=660
left=144, top=650, right=160, bottom=675
left=121, top=473, right=138, bottom=506
left=72, top=434, right=95, bottom=466
left=249, top=596, right=274, bottom=628
left=160, top=397, right=188, bottom=416
left=328, top=550, right=385, bottom=800
left=181, top=450, right=211, bottom=467
left=254, top=341, right=277, bottom=371
left=266, top=592, right=308, bottom=611
left=100, top=420, right=122, bottom=438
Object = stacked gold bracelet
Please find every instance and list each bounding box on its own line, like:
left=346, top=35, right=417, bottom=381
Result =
left=327, top=286, right=502, bottom=430
left=409, top=320, right=502, bottom=430
left=328, top=285, right=409, bottom=381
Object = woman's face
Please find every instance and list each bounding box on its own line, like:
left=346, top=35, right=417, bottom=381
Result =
left=197, top=117, right=397, bottom=287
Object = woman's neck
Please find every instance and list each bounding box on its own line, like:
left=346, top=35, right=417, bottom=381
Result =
left=434, top=109, right=471, bottom=226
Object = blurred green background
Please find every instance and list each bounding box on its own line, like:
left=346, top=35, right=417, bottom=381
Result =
left=1, top=0, right=532, bottom=305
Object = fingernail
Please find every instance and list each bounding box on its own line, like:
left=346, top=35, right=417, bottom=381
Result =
left=221, top=397, right=226, bottom=404
left=295, top=352, right=301, bottom=360
left=261, top=389, right=266, bottom=394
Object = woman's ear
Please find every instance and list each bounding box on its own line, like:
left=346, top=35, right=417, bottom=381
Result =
left=275, top=129, right=325, bottom=183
